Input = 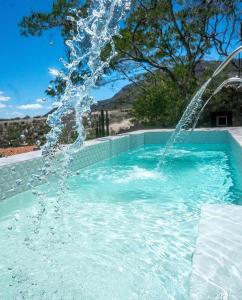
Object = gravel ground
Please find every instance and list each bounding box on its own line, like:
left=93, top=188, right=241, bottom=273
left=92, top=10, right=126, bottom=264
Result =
left=0, top=146, right=38, bottom=157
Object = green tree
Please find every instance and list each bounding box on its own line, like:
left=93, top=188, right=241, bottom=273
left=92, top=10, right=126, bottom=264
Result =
left=113, top=0, right=240, bottom=97
left=20, top=0, right=89, bottom=38
left=132, top=71, right=188, bottom=127
left=19, top=0, right=240, bottom=98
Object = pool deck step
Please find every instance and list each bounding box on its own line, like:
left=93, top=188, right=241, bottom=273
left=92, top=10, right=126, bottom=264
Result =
left=190, top=204, right=242, bottom=300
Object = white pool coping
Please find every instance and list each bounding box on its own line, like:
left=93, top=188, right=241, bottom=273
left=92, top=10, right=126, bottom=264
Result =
left=190, top=204, right=242, bottom=300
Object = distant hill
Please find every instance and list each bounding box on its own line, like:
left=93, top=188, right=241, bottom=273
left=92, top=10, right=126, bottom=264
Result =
left=43, top=83, right=141, bottom=116
left=1, top=59, right=240, bottom=122
left=93, top=59, right=240, bottom=111
left=93, top=82, right=142, bottom=111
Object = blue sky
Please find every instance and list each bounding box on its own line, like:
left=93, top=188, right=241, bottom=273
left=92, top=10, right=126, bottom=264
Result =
left=0, top=1, right=240, bottom=119
left=0, top=0, right=128, bottom=119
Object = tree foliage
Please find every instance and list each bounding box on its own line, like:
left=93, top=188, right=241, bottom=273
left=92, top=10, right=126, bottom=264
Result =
left=19, top=0, right=241, bottom=120
left=113, top=0, right=241, bottom=94
left=132, top=74, right=183, bottom=126
left=20, top=0, right=90, bottom=38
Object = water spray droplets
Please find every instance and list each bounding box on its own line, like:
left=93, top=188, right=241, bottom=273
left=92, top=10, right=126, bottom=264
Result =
left=42, top=0, right=131, bottom=158
left=20, top=134, right=26, bottom=142
left=36, top=140, right=41, bottom=147
left=66, top=16, right=75, bottom=22
left=48, top=68, right=61, bottom=77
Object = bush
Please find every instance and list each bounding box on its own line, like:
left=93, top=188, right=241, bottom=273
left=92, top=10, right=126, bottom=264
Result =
left=132, top=75, right=186, bottom=127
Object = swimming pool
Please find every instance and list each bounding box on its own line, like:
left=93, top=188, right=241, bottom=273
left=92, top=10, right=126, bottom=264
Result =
left=0, top=132, right=241, bottom=299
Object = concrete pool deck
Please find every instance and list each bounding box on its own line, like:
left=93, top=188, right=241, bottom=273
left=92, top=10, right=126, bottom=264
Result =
left=190, top=205, right=242, bottom=300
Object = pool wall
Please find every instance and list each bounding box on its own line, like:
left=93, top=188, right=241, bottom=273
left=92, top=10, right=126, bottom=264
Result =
left=228, top=129, right=242, bottom=194
left=0, top=128, right=241, bottom=201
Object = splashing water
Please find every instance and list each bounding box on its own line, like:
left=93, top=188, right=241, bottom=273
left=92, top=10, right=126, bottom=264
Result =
left=41, top=0, right=131, bottom=179
left=164, top=78, right=212, bottom=152
left=28, top=0, right=131, bottom=200
left=5, top=0, right=132, bottom=293
left=9, top=0, right=131, bottom=258
left=163, top=46, right=242, bottom=158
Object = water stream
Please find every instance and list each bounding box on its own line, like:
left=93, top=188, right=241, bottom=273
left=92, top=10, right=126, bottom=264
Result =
left=163, top=45, right=242, bottom=157
left=28, top=0, right=131, bottom=228
left=192, top=77, right=242, bottom=130
left=7, top=0, right=131, bottom=282
left=43, top=0, right=130, bottom=157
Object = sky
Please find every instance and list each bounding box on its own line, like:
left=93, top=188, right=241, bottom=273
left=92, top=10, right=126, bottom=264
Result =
left=0, top=0, right=128, bottom=119
left=0, top=1, right=240, bottom=119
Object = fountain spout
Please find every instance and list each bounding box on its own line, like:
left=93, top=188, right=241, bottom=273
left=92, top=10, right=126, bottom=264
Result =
left=162, top=45, right=242, bottom=158
left=212, top=46, right=242, bottom=78
left=192, top=77, right=242, bottom=130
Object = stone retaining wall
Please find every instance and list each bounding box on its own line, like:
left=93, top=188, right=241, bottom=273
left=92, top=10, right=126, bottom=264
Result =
left=0, top=118, right=49, bottom=148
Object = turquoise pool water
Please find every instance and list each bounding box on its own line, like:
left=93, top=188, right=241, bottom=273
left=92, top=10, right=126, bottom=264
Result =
left=0, top=144, right=241, bottom=299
